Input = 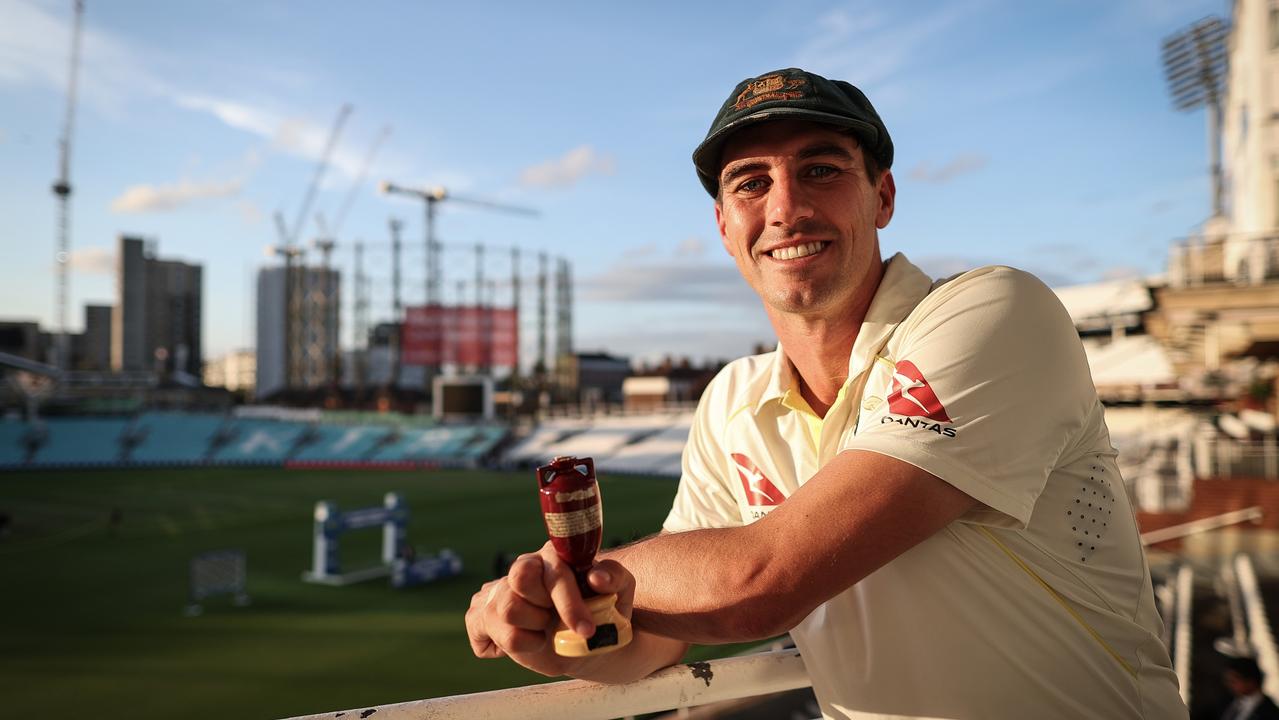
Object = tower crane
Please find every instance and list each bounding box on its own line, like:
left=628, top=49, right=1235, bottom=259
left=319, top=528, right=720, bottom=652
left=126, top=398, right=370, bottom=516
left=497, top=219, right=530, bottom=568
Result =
left=267, top=102, right=353, bottom=392
left=378, top=182, right=538, bottom=306
left=52, top=0, right=85, bottom=371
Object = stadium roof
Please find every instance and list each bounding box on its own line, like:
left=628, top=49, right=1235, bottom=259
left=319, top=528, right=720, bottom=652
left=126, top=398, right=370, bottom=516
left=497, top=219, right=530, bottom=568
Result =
left=1053, top=278, right=1155, bottom=325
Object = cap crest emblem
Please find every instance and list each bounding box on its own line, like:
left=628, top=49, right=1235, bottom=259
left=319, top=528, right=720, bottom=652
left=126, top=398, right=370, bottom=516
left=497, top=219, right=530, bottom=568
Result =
left=733, top=74, right=809, bottom=111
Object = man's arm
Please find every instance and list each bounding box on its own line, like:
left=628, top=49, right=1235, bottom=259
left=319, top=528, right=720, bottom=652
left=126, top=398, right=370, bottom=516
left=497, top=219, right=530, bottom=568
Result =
left=467, top=448, right=975, bottom=681
left=610, top=449, right=976, bottom=642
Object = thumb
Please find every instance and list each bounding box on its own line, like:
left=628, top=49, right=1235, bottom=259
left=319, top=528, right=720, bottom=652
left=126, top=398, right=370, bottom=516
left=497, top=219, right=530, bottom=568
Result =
left=587, top=559, right=634, bottom=615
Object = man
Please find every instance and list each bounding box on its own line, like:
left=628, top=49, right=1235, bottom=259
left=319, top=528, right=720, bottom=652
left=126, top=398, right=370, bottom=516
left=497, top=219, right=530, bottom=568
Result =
left=467, top=68, right=1188, bottom=718
left=1222, top=657, right=1279, bottom=720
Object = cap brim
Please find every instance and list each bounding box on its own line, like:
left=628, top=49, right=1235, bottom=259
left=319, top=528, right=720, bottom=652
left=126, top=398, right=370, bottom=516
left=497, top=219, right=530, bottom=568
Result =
left=692, top=108, right=881, bottom=197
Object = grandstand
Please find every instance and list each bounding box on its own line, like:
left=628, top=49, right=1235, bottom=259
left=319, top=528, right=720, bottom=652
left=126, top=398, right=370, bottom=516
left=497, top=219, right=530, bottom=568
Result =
left=0, top=411, right=510, bottom=470
left=501, top=412, right=690, bottom=476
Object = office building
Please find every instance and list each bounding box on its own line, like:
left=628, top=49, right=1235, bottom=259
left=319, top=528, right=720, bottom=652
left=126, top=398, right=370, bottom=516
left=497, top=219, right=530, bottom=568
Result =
left=111, top=235, right=202, bottom=376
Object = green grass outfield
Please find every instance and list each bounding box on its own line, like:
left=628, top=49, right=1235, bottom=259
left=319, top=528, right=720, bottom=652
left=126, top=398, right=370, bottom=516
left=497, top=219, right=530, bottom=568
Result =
left=0, top=467, right=748, bottom=719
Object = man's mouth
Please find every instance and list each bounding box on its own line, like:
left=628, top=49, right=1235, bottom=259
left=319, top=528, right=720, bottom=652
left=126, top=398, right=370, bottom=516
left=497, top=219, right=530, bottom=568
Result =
left=768, top=241, right=829, bottom=260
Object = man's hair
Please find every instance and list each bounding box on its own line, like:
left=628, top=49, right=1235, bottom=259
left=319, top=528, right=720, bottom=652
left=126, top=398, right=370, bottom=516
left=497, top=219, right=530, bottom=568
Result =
left=1227, top=656, right=1264, bottom=684
left=714, top=133, right=884, bottom=206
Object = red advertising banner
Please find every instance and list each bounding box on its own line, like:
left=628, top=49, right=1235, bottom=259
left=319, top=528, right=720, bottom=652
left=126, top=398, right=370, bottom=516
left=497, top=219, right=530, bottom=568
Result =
left=401, top=305, right=518, bottom=368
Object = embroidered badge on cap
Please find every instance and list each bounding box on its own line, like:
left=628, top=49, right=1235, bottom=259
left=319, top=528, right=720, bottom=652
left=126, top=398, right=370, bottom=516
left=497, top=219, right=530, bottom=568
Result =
left=731, top=453, right=786, bottom=506
left=733, top=73, right=809, bottom=111
left=886, top=360, right=951, bottom=423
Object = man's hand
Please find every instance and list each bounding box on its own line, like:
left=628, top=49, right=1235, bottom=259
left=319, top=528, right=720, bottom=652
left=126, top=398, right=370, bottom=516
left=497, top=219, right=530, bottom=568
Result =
left=465, top=541, right=635, bottom=678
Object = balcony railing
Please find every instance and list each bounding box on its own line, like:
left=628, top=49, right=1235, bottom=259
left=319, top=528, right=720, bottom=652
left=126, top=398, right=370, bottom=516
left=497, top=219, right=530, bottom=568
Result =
left=286, top=508, right=1267, bottom=720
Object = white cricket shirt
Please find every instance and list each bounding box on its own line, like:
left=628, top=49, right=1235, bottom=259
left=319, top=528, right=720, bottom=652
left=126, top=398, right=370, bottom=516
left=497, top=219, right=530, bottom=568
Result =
left=663, top=254, right=1186, bottom=719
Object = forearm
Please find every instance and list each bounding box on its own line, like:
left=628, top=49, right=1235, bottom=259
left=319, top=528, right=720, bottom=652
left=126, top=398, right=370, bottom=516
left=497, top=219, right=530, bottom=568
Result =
left=603, top=525, right=792, bottom=644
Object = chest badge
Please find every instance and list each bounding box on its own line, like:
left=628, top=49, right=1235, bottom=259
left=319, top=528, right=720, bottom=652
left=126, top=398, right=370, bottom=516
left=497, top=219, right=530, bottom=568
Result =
left=731, top=453, right=786, bottom=506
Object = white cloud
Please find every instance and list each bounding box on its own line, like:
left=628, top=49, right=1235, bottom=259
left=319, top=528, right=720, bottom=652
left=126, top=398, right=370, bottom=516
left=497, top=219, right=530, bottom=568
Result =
left=908, top=153, right=988, bottom=184
left=111, top=178, right=243, bottom=213
left=65, top=246, right=113, bottom=275
left=520, top=145, right=615, bottom=188
left=175, top=94, right=279, bottom=138
left=581, top=261, right=754, bottom=304
left=0, top=0, right=165, bottom=115
left=792, top=0, right=988, bottom=93
left=677, top=236, right=709, bottom=257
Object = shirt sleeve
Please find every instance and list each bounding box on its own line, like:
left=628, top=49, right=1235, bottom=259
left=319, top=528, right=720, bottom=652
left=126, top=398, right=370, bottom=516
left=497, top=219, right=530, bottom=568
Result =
left=663, top=373, right=743, bottom=533
left=840, top=267, right=1095, bottom=529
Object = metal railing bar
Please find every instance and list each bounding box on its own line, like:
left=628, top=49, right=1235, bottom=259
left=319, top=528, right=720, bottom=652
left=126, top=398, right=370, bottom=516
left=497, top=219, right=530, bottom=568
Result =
left=282, top=648, right=811, bottom=720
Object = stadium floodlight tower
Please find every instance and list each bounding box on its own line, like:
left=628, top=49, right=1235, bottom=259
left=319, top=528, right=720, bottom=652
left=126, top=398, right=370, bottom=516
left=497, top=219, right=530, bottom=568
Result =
left=378, top=181, right=539, bottom=307
left=1161, top=16, right=1229, bottom=217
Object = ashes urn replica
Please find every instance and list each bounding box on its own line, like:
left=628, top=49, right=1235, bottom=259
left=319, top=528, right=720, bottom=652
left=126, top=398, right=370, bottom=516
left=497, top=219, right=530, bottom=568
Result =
left=537, top=456, right=633, bottom=656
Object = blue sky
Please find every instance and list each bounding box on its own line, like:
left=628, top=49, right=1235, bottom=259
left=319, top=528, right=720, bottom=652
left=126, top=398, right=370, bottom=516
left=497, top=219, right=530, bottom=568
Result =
left=0, top=0, right=1223, bottom=365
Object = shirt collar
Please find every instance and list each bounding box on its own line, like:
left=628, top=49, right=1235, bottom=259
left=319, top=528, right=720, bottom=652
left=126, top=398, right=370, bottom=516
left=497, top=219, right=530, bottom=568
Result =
left=753, top=252, right=934, bottom=415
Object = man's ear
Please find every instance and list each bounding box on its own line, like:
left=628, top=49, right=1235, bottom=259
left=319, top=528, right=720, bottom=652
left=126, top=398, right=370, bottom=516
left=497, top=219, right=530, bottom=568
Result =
left=876, top=170, right=896, bottom=229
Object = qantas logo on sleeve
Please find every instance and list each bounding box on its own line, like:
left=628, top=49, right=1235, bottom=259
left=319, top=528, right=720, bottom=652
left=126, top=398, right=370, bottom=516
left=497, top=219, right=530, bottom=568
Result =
left=731, top=453, right=785, bottom=506
left=886, top=360, right=951, bottom=422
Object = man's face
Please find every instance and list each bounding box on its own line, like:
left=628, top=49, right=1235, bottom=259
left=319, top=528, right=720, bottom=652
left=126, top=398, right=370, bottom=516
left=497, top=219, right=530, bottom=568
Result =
left=714, top=119, right=895, bottom=318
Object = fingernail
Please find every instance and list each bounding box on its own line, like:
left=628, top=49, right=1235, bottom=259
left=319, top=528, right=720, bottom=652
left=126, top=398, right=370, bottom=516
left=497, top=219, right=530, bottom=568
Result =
left=577, top=621, right=594, bottom=638
left=592, top=568, right=611, bottom=584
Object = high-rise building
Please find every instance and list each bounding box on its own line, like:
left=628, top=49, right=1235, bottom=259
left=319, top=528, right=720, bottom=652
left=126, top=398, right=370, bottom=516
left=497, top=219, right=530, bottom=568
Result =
left=255, top=264, right=340, bottom=399
left=110, top=235, right=203, bottom=377
left=79, top=304, right=112, bottom=371
left=1219, top=0, right=1279, bottom=283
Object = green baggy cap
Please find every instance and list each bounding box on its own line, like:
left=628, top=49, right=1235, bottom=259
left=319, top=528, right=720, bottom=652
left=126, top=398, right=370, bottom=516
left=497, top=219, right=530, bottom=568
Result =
left=692, top=68, right=893, bottom=197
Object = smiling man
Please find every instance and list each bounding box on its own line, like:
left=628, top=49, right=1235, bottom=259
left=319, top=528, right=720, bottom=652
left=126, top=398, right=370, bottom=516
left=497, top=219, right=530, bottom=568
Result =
left=467, top=68, right=1188, bottom=719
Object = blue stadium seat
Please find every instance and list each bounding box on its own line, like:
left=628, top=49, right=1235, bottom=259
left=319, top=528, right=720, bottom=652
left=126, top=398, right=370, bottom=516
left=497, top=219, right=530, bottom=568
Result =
left=369, top=426, right=468, bottom=462
left=31, top=418, right=129, bottom=466
left=0, top=418, right=29, bottom=466
left=292, top=424, right=396, bottom=461
left=130, top=412, right=225, bottom=464
left=457, top=425, right=508, bottom=460
left=209, top=418, right=305, bottom=463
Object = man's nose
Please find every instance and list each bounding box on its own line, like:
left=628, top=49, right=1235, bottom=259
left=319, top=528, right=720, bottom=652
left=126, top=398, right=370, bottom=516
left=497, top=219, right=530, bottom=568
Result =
left=767, top=174, right=814, bottom=227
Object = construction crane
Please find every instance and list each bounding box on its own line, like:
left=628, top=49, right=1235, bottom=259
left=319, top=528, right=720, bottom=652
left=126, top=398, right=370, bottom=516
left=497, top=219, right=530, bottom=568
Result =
left=277, top=103, right=353, bottom=248
left=267, top=103, right=353, bottom=393
left=378, top=182, right=538, bottom=306
left=51, top=0, right=85, bottom=371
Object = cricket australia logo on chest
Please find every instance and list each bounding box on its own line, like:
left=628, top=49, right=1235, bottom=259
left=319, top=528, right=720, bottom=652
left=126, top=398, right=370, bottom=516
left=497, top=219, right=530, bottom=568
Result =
left=731, top=453, right=786, bottom=520
left=881, top=360, right=958, bottom=438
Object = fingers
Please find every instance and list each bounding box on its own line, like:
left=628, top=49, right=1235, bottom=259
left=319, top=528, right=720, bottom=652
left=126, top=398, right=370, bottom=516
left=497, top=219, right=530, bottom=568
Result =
left=466, top=574, right=555, bottom=658
left=538, top=543, right=594, bottom=638
left=587, top=559, right=635, bottom=616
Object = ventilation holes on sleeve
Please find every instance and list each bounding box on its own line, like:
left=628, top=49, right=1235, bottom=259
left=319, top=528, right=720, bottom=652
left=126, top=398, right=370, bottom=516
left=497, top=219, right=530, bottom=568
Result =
left=1072, top=465, right=1117, bottom=563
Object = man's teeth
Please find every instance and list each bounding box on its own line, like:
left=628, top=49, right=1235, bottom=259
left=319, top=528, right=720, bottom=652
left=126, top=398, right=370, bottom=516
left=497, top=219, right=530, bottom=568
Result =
left=770, top=242, right=826, bottom=260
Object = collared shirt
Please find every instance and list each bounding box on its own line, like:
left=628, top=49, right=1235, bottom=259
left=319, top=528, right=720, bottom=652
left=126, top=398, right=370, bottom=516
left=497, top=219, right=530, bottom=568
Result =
left=664, top=253, right=1187, bottom=719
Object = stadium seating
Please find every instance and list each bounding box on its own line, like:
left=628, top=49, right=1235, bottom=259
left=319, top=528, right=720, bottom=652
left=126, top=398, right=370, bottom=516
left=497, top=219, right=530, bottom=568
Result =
left=290, top=424, right=397, bottom=462
left=209, top=418, right=307, bottom=463
left=455, top=425, right=509, bottom=461
left=596, top=414, right=692, bottom=477
left=503, top=417, right=596, bottom=465
left=368, top=426, right=472, bottom=462
left=129, top=412, right=226, bottom=464
left=0, top=418, right=29, bottom=466
left=30, top=418, right=129, bottom=466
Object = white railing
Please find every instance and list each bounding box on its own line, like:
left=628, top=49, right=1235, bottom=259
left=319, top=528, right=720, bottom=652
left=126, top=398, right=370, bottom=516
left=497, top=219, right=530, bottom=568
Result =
left=1235, top=554, right=1279, bottom=700
left=1138, top=506, right=1264, bottom=546
left=1172, top=564, right=1194, bottom=707
left=284, top=648, right=810, bottom=720
left=287, top=507, right=1268, bottom=720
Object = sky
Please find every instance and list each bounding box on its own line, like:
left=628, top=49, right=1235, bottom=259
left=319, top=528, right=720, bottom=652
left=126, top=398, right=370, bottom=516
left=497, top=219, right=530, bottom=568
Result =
left=0, top=0, right=1226, bottom=366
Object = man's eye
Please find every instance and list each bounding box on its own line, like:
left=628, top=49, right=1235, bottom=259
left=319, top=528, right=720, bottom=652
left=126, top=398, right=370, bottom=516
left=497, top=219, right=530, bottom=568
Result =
left=807, top=165, right=838, bottom=178
left=737, top=178, right=767, bottom=193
